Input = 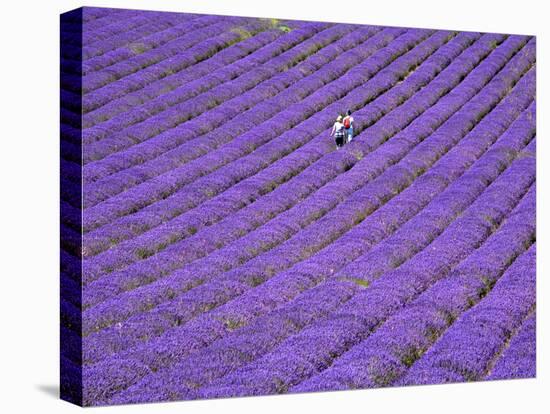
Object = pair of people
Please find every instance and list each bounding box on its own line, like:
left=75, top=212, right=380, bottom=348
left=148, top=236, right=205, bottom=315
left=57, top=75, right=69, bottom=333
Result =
left=330, top=110, right=354, bottom=149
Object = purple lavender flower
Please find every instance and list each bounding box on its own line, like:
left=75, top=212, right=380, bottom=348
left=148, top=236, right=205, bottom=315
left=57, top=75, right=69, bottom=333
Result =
left=60, top=6, right=536, bottom=406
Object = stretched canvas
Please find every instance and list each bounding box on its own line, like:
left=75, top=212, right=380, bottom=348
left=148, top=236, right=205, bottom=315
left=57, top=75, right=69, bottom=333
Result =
left=60, top=6, right=536, bottom=406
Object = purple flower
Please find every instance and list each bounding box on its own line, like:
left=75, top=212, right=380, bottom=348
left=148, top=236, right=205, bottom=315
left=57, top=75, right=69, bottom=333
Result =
left=60, top=8, right=536, bottom=406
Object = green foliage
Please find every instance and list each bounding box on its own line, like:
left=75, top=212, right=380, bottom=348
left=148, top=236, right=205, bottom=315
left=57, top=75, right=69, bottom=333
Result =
left=345, top=277, right=370, bottom=288
left=231, top=27, right=252, bottom=40
left=477, top=276, right=496, bottom=299
left=135, top=247, right=152, bottom=260
left=128, top=42, right=148, bottom=54
left=400, top=346, right=424, bottom=367
left=249, top=274, right=265, bottom=287
left=424, top=326, right=440, bottom=343
left=223, top=317, right=246, bottom=331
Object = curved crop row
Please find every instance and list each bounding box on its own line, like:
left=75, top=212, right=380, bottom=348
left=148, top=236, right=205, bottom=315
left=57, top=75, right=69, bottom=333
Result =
left=81, top=27, right=288, bottom=131
left=82, top=24, right=358, bottom=162
left=486, top=311, right=536, bottom=380
left=80, top=29, right=427, bottom=248
left=82, top=12, right=194, bottom=61
left=399, top=243, right=535, bottom=386
left=80, top=32, right=512, bottom=332
left=81, top=17, right=265, bottom=105
left=80, top=60, right=534, bottom=404
left=82, top=14, right=205, bottom=74
left=291, top=183, right=535, bottom=392
left=81, top=36, right=532, bottom=304
left=67, top=12, right=537, bottom=405
left=81, top=30, right=438, bottom=282
left=101, top=118, right=535, bottom=406
left=82, top=80, right=534, bottom=363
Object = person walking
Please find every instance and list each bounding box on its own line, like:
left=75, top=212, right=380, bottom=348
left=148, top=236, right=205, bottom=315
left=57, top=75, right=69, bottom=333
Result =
left=343, top=109, right=354, bottom=143
left=330, top=115, right=345, bottom=149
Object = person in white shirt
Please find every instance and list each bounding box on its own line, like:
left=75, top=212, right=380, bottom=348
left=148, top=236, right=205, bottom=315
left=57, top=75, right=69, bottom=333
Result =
left=343, top=109, right=354, bottom=143
left=330, top=115, right=345, bottom=149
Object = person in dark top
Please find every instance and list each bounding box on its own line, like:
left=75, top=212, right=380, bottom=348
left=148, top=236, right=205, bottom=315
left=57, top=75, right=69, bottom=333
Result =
left=330, top=115, right=345, bottom=149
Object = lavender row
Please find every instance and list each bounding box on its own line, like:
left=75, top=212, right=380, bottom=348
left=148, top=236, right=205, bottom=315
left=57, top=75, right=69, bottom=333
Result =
left=333, top=105, right=535, bottom=286
left=61, top=9, right=141, bottom=61
left=81, top=25, right=387, bottom=178
left=81, top=7, right=116, bottom=22
left=82, top=26, right=384, bottom=205
left=65, top=11, right=164, bottom=51
left=78, top=34, right=532, bottom=262
left=60, top=285, right=81, bottom=335
left=108, top=137, right=535, bottom=404
left=62, top=11, right=191, bottom=61
left=61, top=295, right=82, bottom=338
left=61, top=354, right=82, bottom=405
left=66, top=24, right=319, bottom=151
left=82, top=21, right=313, bottom=131
left=62, top=6, right=112, bottom=25
left=82, top=23, right=357, bottom=162
left=61, top=50, right=85, bottom=405
left=82, top=14, right=202, bottom=73
left=81, top=34, right=530, bottom=295
left=196, top=143, right=535, bottom=399
left=81, top=30, right=436, bottom=278
left=97, top=73, right=536, bottom=376
left=60, top=139, right=81, bottom=166
left=82, top=12, right=192, bottom=60
left=65, top=15, right=235, bottom=94
left=82, top=27, right=288, bottom=131
left=81, top=29, right=384, bottom=217
left=81, top=62, right=534, bottom=385
left=85, top=141, right=532, bottom=405
left=60, top=60, right=84, bottom=77
left=60, top=89, right=81, bottom=114
left=78, top=29, right=508, bottom=196
left=59, top=120, right=81, bottom=154
left=103, top=281, right=359, bottom=404
left=61, top=324, right=83, bottom=365
left=291, top=184, right=535, bottom=392
left=84, top=281, right=360, bottom=405
left=61, top=7, right=111, bottom=32
left=83, top=59, right=529, bottom=356
left=81, top=15, right=249, bottom=91
left=102, top=61, right=536, bottom=366
left=399, top=243, right=536, bottom=386
left=61, top=296, right=81, bottom=333
left=81, top=30, right=433, bottom=251
left=81, top=9, right=142, bottom=44
left=81, top=16, right=259, bottom=102
left=486, top=311, right=536, bottom=380
left=80, top=17, right=210, bottom=76
left=203, top=189, right=535, bottom=398
left=84, top=35, right=536, bottom=316
left=81, top=31, right=497, bottom=331
left=81, top=44, right=473, bottom=333
left=80, top=30, right=478, bottom=292
left=62, top=9, right=136, bottom=45
left=81, top=23, right=328, bottom=142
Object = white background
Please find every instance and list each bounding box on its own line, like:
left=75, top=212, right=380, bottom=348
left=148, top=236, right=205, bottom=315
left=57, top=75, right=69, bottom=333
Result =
left=0, top=0, right=547, bottom=412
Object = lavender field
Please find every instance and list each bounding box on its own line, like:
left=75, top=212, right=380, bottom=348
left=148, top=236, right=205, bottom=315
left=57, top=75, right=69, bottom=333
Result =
left=60, top=7, right=536, bottom=406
